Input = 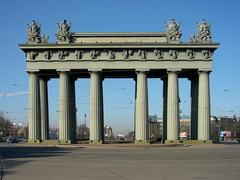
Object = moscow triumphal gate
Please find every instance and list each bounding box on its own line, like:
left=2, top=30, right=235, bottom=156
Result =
left=19, top=19, right=219, bottom=144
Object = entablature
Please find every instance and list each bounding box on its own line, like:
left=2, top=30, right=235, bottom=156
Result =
left=19, top=43, right=219, bottom=62
left=21, top=19, right=219, bottom=72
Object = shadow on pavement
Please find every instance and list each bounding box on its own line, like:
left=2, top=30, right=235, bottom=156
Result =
left=0, top=145, right=76, bottom=177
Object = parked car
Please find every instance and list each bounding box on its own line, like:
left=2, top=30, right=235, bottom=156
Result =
left=6, top=137, right=18, bottom=143
left=18, top=137, right=28, bottom=142
left=0, top=136, right=6, bottom=142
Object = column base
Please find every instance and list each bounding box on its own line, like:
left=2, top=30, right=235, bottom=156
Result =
left=41, top=140, right=59, bottom=144
left=58, top=139, right=75, bottom=144
left=165, top=140, right=212, bottom=144
left=28, top=139, right=42, bottom=144
left=135, top=140, right=150, bottom=144
left=89, top=140, right=103, bottom=144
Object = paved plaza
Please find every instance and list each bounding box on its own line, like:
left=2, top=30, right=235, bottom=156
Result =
left=0, top=143, right=240, bottom=180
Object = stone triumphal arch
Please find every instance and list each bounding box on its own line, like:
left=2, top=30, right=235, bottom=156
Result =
left=19, top=19, right=219, bottom=144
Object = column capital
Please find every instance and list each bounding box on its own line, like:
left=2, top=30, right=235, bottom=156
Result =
left=188, top=74, right=199, bottom=81
left=88, top=68, right=102, bottom=72
left=69, top=76, right=78, bottom=82
left=133, top=77, right=137, bottom=82
left=167, top=68, right=181, bottom=73
left=27, top=70, right=39, bottom=74
left=57, top=68, right=70, bottom=72
left=135, top=69, right=150, bottom=72
left=39, top=76, right=50, bottom=82
left=161, top=75, right=168, bottom=81
left=198, top=69, right=212, bottom=73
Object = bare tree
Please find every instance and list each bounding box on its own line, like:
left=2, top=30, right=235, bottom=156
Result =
left=0, top=112, right=13, bottom=133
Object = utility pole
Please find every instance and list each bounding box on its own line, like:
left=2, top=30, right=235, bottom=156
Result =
left=218, top=116, right=221, bottom=141
left=233, top=114, right=237, bottom=141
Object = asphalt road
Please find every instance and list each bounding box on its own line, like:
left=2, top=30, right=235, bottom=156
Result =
left=0, top=143, right=240, bottom=180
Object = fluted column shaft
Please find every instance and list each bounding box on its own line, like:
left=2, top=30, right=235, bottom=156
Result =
left=134, top=78, right=137, bottom=140
left=59, top=72, right=71, bottom=142
left=69, top=77, right=77, bottom=142
left=190, top=76, right=199, bottom=140
left=100, top=78, right=104, bottom=141
left=162, top=78, right=168, bottom=142
left=28, top=72, right=41, bottom=142
left=89, top=71, right=103, bottom=144
left=135, top=71, right=149, bottom=143
left=198, top=71, right=210, bottom=140
left=39, top=77, right=49, bottom=140
left=167, top=71, right=179, bottom=141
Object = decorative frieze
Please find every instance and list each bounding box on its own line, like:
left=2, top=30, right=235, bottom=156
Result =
left=29, top=51, right=39, bottom=60
left=44, top=51, right=52, bottom=60
left=154, top=49, right=163, bottom=59
left=75, top=50, right=83, bottom=60
left=26, top=48, right=215, bottom=61
left=122, top=49, right=133, bottom=59
left=186, top=49, right=195, bottom=59
left=169, top=50, right=178, bottom=59
left=107, top=50, right=115, bottom=60
left=90, top=50, right=101, bottom=59
left=138, top=50, right=146, bottom=59
left=201, top=50, right=212, bottom=59
left=58, top=50, right=70, bottom=60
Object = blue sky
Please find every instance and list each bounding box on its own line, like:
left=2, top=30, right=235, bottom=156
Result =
left=0, top=0, right=240, bottom=134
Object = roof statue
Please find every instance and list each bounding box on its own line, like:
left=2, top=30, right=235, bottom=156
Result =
left=190, top=19, right=212, bottom=43
left=56, top=19, right=72, bottom=43
left=27, top=20, right=41, bottom=44
left=41, top=34, right=49, bottom=44
left=166, top=19, right=182, bottom=42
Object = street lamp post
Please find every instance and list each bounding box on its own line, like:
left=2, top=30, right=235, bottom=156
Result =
left=218, top=117, right=221, bottom=141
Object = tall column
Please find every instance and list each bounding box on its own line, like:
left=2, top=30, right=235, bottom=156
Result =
left=198, top=71, right=210, bottom=140
left=135, top=71, right=149, bottom=144
left=89, top=71, right=103, bottom=144
left=39, top=77, right=49, bottom=141
left=100, top=77, right=104, bottom=142
left=190, top=75, right=199, bottom=140
left=162, top=78, right=168, bottom=142
left=167, top=70, right=180, bottom=141
left=69, top=77, right=77, bottom=143
left=28, top=72, right=41, bottom=143
left=134, top=77, right=137, bottom=140
left=58, top=71, right=71, bottom=143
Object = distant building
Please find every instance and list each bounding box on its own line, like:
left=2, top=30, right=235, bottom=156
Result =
left=116, top=134, right=125, bottom=140
left=0, top=124, right=27, bottom=138
left=210, top=116, right=240, bottom=140
left=179, top=118, right=190, bottom=139
left=104, top=125, right=114, bottom=140
left=77, top=124, right=89, bottom=140
left=149, top=115, right=158, bottom=122
left=0, top=128, right=18, bottom=137
left=148, top=115, right=162, bottom=141
left=49, top=127, right=58, bottom=139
